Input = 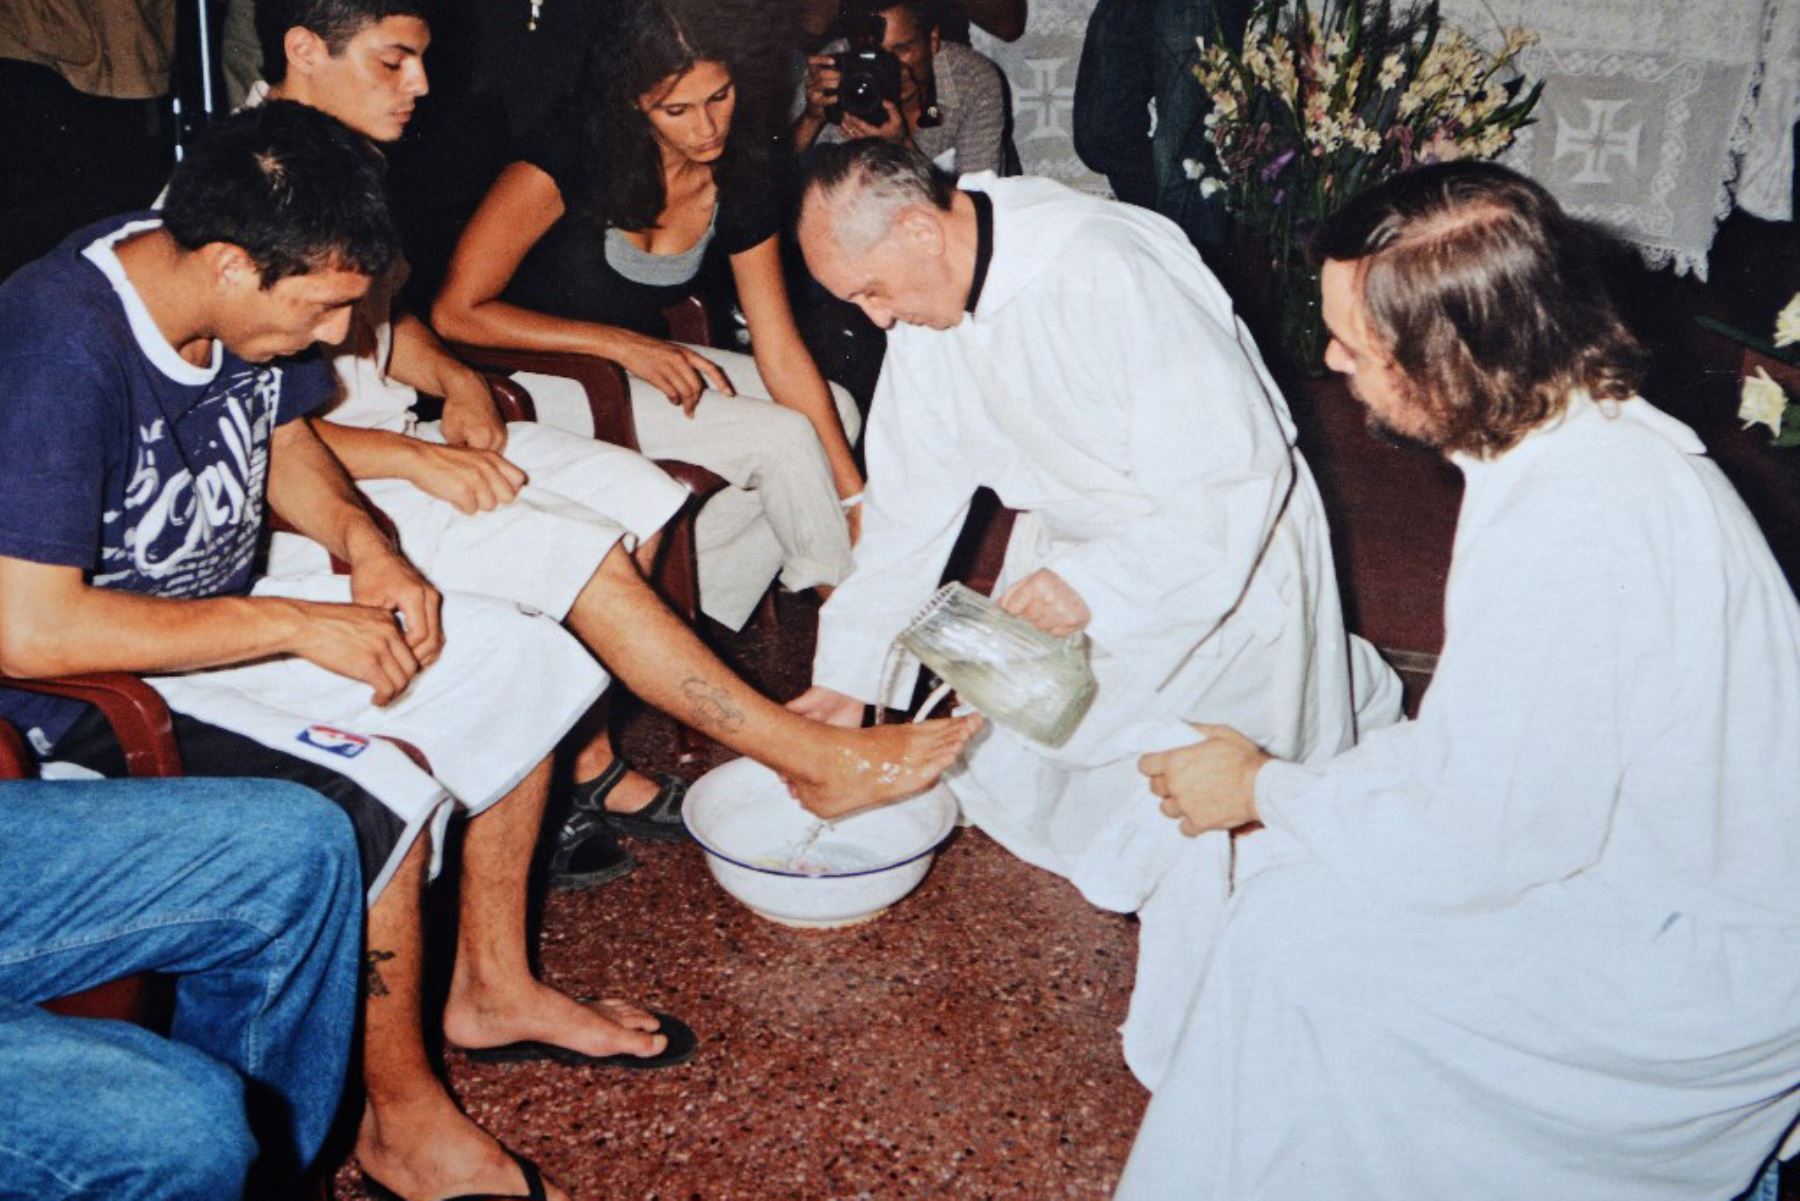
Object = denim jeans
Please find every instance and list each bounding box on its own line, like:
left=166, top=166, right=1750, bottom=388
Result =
left=0, top=778, right=362, bottom=1199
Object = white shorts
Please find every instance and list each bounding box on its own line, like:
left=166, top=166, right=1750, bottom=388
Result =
left=145, top=574, right=608, bottom=900
left=517, top=345, right=862, bottom=630
left=268, top=422, right=688, bottom=621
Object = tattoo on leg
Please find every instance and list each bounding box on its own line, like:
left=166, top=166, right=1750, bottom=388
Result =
left=680, top=677, right=746, bottom=732
left=364, top=948, right=397, bottom=998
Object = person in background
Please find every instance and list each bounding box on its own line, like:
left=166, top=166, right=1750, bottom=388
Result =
left=252, top=0, right=692, bottom=879
left=801, top=0, right=1026, bottom=43
left=0, top=776, right=361, bottom=1200
left=794, top=0, right=1011, bottom=178
left=433, top=0, right=867, bottom=640
left=1120, top=161, right=1800, bottom=1201
left=1073, top=0, right=1251, bottom=253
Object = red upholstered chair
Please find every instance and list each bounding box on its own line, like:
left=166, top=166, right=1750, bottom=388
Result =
left=662, top=293, right=713, bottom=348
left=0, top=718, right=28, bottom=777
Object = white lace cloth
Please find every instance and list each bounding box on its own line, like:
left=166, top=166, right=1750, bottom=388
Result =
left=973, top=0, right=1111, bottom=193
left=1440, top=0, right=1796, bottom=278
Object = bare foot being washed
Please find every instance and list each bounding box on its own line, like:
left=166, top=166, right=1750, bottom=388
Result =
left=790, top=715, right=982, bottom=818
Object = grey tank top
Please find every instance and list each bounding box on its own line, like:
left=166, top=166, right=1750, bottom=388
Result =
left=602, top=210, right=718, bottom=287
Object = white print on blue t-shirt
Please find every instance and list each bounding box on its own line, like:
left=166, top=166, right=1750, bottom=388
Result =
left=96, top=362, right=283, bottom=598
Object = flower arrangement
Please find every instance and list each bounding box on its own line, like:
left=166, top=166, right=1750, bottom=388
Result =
left=1732, top=293, right=1800, bottom=447
left=1186, top=0, right=1543, bottom=371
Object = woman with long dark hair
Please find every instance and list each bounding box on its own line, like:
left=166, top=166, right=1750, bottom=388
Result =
left=434, top=0, right=862, bottom=638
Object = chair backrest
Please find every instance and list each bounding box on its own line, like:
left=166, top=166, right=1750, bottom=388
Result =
left=0, top=719, right=30, bottom=779
left=486, top=373, right=536, bottom=423
left=663, top=295, right=714, bottom=348
left=450, top=342, right=639, bottom=449
left=0, top=674, right=181, bottom=777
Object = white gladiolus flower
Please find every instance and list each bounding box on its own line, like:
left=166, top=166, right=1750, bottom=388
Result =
left=1477, top=126, right=1513, bottom=157
left=1739, top=367, right=1789, bottom=437
left=1502, top=27, right=1539, bottom=58
left=1775, top=293, right=1800, bottom=348
left=1378, top=53, right=1405, bottom=90
left=1200, top=177, right=1228, bottom=198
left=1183, top=158, right=1205, bottom=180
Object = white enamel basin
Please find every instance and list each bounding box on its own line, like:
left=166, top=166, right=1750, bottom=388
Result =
left=682, top=757, right=957, bottom=928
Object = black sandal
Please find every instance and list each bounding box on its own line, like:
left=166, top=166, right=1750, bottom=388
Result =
left=573, top=757, right=691, bottom=843
left=600, top=774, right=690, bottom=843
left=549, top=760, right=637, bottom=889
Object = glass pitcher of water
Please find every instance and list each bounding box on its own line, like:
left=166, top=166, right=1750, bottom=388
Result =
left=895, top=582, right=1097, bottom=748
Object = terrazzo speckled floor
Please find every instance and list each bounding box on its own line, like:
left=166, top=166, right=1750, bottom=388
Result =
left=333, top=594, right=1149, bottom=1200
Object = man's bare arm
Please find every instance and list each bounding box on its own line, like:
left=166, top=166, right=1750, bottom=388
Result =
left=0, top=556, right=303, bottom=677
left=386, top=312, right=506, bottom=451
left=310, top=419, right=525, bottom=516
left=0, top=556, right=422, bottom=704
left=267, top=417, right=445, bottom=667
left=267, top=418, right=402, bottom=560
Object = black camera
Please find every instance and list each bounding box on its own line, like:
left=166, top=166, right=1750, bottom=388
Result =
left=826, top=8, right=904, bottom=127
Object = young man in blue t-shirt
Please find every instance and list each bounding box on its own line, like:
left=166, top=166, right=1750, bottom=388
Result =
left=0, top=99, right=978, bottom=1201
left=0, top=101, right=652, bottom=1201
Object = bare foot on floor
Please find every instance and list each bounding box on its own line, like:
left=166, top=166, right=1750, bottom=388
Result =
left=357, top=1095, right=570, bottom=1201
left=791, top=715, right=983, bottom=819
left=444, top=976, right=669, bottom=1061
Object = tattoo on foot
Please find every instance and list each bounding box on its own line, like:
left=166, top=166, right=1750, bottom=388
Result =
left=364, top=948, right=396, bottom=998
left=680, top=677, right=745, bottom=732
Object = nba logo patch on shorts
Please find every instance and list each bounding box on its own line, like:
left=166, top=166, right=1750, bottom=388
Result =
left=297, top=724, right=370, bottom=758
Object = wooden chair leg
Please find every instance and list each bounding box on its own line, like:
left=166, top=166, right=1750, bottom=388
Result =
left=754, top=588, right=780, bottom=634
left=651, top=507, right=714, bottom=765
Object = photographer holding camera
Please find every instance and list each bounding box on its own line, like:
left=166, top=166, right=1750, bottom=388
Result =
left=793, top=0, right=1009, bottom=176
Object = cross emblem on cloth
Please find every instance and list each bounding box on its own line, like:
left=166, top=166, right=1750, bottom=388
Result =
left=1014, top=57, right=1076, bottom=141
left=1553, top=98, right=1644, bottom=186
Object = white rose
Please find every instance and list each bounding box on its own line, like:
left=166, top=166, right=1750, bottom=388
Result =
left=1775, top=293, right=1800, bottom=348
left=1739, top=367, right=1789, bottom=438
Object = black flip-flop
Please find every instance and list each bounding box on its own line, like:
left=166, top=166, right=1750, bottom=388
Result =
left=458, top=1010, right=698, bottom=1071
left=363, top=1147, right=547, bottom=1201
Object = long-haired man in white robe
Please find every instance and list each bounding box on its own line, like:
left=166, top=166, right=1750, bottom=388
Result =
left=790, top=140, right=1401, bottom=1086
left=1125, top=162, right=1800, bottom=1201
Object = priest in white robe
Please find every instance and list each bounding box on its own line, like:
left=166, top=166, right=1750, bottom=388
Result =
left=790, top=140, right=1400, bottom=1086
left=1123, top=162, right=1800, bottom=1201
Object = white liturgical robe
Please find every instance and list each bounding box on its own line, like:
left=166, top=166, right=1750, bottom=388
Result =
left=812, top=174, right=1399, bottom=1086
left=1117, top=394, right=1800, bottom=1201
